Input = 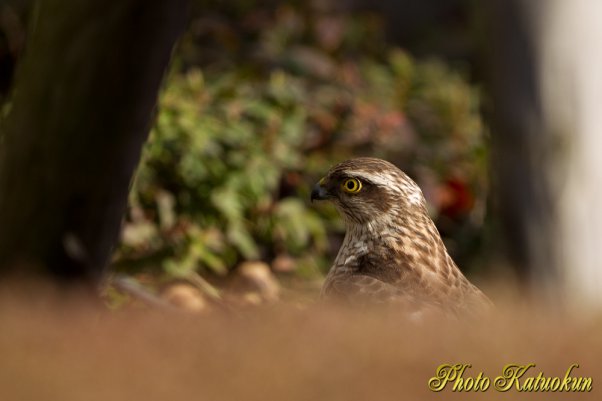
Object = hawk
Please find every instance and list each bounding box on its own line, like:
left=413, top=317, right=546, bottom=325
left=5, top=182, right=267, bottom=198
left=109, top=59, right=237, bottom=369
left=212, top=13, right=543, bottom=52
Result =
left=311, top=157, right=491, bottom=316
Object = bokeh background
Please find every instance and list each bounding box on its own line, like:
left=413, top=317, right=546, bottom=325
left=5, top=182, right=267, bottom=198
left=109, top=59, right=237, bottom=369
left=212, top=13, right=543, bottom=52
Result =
left=2, top=0, right=602, bottom=311
left=112, top=1, right=490, bottom=306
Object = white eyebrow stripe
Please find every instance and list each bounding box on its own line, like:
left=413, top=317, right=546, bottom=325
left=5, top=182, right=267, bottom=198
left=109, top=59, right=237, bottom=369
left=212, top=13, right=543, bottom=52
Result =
left=354, top=171, right=425, bottom=206
left=353, top=171, right=397, bottom=187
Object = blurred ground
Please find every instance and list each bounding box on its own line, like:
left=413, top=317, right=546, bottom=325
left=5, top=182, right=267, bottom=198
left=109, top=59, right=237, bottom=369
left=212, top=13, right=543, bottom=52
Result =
left=0, top=284, right=599, bottom=401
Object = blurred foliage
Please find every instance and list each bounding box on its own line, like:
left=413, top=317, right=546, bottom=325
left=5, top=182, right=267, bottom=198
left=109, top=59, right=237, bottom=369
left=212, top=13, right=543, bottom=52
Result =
left=114, top=3, right=487, bottom=284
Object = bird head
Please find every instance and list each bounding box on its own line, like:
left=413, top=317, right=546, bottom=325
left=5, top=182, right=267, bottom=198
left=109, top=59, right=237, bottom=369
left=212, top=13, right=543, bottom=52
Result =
left=311, top=158, right=427, bottom=225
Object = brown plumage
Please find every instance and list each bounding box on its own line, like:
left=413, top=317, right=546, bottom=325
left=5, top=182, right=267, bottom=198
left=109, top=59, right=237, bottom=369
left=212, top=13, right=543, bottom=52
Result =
left=311, top=157, right=491, bottom=317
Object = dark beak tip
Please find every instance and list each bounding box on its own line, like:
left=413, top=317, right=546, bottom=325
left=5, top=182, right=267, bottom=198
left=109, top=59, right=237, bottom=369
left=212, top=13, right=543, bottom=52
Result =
left=310, top=183, right=328, bottom=203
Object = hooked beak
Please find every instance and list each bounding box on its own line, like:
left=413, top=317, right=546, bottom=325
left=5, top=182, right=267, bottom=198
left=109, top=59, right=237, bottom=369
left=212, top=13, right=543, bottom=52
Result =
left=310, top=181, right=330, bottom=203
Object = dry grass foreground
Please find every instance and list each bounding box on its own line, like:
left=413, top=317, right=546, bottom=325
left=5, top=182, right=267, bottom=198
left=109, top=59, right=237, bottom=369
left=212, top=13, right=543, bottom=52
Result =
left=0, top=282, right=599, bottom=401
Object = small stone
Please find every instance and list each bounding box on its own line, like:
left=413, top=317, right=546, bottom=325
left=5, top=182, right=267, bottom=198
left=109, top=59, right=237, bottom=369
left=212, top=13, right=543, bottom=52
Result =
left=161, top=283, right=209, bottom=313
left=271, top=254, right=297, bottom=273
left=230, top=261, right=280, bottom=302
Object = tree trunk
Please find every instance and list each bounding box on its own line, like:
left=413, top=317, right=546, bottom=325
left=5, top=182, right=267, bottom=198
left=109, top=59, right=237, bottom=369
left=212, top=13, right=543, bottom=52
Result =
left=540, top=0, right=602, bottom=309
left=487, top=0, right=554, bottom=292
left=488, top=0, right=602, bottom=309
left=0, top=0, right=188, bottom=286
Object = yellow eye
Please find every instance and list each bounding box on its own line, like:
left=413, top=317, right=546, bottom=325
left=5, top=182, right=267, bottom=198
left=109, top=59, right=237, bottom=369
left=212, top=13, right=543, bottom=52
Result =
left=341, top=178, right=362, bottom=193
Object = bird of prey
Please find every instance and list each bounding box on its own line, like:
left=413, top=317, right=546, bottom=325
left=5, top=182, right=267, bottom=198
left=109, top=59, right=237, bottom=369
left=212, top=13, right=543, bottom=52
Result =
left=311, top=157, right=491, bottom=316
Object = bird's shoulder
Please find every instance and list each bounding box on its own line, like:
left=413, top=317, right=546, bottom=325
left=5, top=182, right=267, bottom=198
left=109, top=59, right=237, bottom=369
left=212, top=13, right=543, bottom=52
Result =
left=333, top=252, right=492, bottom=316
left=322, top=272, right=415, bottom=306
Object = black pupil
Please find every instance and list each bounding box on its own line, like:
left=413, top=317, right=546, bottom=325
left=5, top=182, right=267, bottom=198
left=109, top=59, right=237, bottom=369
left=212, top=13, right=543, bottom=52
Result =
left=347, top=180, right=355, bottom=189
